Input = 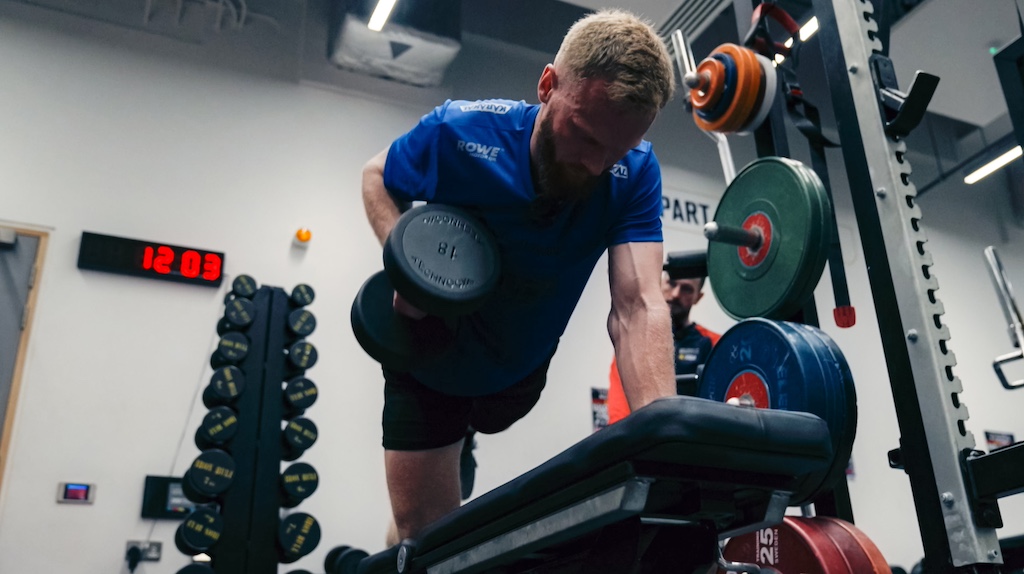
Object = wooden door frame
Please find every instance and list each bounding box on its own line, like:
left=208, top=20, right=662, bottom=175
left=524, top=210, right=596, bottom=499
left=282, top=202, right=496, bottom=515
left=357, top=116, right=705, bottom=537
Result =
left=0, top=227, right=48, bottom=491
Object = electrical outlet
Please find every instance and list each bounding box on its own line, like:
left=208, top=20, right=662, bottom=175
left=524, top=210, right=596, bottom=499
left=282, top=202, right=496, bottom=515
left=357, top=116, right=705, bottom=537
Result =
left=126, top=541, right=162, bottom=562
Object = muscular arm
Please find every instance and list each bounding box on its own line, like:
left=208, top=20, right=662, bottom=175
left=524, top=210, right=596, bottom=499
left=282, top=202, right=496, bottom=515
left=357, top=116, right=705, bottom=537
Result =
left=362, top=147, right=409, bottom=246
left=607, top=241, right=675, bottom=411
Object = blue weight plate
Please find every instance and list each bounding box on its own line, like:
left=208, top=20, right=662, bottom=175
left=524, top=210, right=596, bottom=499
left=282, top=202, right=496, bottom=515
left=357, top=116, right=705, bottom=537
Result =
left=695, top=53, right=738, bottom=122
left=698, top=318, right=826, bottom=415
left=776, top=322, right=856, bottom=503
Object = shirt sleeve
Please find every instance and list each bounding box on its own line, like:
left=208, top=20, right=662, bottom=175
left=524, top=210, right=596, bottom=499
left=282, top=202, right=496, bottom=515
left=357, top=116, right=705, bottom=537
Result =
left=382, top=102, right=451, bottom=203
left=607, top=149, right=664, bottom=246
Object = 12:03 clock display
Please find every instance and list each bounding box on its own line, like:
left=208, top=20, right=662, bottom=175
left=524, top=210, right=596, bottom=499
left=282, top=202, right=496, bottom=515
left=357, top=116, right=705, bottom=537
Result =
left=78, top=231, right=225, bottom=287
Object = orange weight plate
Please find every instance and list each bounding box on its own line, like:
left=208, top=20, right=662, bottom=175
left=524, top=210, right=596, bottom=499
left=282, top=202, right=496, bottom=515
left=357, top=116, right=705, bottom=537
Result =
left=690, top=57, right=727, bottom=110
left=697, top=44, right=762, bottom=133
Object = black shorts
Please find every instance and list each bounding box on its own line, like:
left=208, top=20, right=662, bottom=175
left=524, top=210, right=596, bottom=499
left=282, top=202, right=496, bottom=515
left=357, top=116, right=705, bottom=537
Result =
left=381, top=356, right=552, bottom=451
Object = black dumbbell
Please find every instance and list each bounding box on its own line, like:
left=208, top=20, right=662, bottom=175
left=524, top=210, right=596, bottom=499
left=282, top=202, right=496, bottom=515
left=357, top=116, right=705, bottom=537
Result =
left=325, top=545, right=370, bottom=574
left=210, top=332, right=249, bottom=368
left=231, top=275, right=259, bottom=299
left=282, top=417, right=318, bottom=461
left=280, top=462, right=319, bottom=508
left=283, top=377, right=318, bottom=419
left=175, top=507, right=224, bottom=556
left=351, top=204, right=501, bottom=371
left=181, top=449, right=236, bottom=504
left=290, top=284, right=315, bottom=307
left=194, top=406, right=239, bottom=451
left=285, top=340, right=318, bottom=375
left=203, top=366, right=246, bottom=408
left=286, top=308, right=317, bottom=340
left=277, top=512, right=321, bottom=563
left=217, top=297, right=256, bottom=335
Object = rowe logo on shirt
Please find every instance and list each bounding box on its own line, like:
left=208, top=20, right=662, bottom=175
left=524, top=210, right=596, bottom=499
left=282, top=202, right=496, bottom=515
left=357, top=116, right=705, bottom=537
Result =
left=457, top=140, right=503, bottom=162
left=610, top=163, right=628, bottom=179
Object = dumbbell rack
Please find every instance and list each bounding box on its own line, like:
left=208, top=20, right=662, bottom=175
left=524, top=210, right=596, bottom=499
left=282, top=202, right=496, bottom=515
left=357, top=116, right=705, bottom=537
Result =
left=181, top=280, right=320, bottom=574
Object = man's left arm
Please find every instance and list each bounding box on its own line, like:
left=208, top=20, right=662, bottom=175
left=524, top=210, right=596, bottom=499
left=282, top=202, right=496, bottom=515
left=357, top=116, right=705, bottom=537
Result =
left=607, top=241, right=675, bottom=411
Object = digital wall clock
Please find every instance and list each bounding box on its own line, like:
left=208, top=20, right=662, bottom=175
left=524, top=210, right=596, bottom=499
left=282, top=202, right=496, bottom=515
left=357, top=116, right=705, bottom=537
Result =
left=77, top=231, right=224, bottom=287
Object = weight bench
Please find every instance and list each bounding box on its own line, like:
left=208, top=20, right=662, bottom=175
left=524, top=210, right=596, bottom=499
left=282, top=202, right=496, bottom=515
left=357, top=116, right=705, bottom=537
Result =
left=354, top=395, right=835, bottom=574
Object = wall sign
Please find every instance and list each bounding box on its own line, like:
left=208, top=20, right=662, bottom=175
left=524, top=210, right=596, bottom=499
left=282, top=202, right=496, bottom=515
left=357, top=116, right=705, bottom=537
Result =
left=77, top=231, right=224, bottom=287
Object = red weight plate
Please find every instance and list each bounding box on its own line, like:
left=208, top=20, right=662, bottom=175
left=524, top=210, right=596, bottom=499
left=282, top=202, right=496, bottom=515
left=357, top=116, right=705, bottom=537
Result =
left=720, top=517, right=850, bottom=574
left=817, top=517, right=892, bottom=573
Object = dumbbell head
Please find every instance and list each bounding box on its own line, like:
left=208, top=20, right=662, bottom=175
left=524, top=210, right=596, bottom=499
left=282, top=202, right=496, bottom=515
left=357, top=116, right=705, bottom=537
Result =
left=287, top=308, right=316, bottom=339
left=210, top=332, right=250, bottom=368
left=383, top=204, right=501, bottom=318
left=194, top=406, right=239, bottom=450
left=182, top=449, right=236, bottom=504
left=280, top=462, right=319, bottom=508
left=231, top=275, right=258, bottom=299
left=175, top=508, right=224, bottom=556
left=283, top=377, right=318, bottom=419
left=217, top=298, right=256, bottom=335
left=350, top=271, right=455, bottom=371
left=325, top=545, right=370, bottom=574
left=282, top=417, right=318, bottom=461
left=290, top=284, right=315, bottom=307
left=203, top=366, right=246, bottom=408
left=277, top=513, right=321, bottom=563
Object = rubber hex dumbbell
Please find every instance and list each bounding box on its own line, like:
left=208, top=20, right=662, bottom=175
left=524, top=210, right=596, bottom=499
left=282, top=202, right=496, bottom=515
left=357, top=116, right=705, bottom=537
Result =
left=351, top=204, right=501, bottom=371
left=217, top=297, right=256, bottom=335
left=281, top=417, right=318, bottom=461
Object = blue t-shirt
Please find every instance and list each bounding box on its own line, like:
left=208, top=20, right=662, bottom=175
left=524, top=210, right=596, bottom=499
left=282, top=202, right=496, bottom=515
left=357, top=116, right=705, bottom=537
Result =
left=383, top=99, right=663, bottom=396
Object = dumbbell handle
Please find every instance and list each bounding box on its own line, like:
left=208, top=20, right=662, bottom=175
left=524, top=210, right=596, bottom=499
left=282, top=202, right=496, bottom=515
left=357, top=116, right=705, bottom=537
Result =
left=704, top=222, right=763, bottom=250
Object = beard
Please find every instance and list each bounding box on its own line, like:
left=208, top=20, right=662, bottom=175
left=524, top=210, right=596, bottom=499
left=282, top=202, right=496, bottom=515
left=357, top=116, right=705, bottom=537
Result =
left=531, top=114, right=602, bottom=225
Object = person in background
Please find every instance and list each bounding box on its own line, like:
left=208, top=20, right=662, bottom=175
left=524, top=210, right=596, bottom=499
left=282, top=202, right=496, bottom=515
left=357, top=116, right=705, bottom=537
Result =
left=606, top=273, right=720, bottom=424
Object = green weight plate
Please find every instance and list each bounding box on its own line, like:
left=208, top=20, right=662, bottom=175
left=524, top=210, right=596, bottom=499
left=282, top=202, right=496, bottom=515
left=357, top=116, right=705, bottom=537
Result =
left=708, top=157, right=832, bottom=319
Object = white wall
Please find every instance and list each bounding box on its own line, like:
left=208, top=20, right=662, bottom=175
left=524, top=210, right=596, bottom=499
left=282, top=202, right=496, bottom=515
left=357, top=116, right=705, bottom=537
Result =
left=1, top=7, right=1023, bottom=574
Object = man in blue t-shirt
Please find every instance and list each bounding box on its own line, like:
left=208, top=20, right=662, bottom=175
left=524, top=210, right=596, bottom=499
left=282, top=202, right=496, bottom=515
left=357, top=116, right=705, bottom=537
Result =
left=361, top=9, right=677, bottom=545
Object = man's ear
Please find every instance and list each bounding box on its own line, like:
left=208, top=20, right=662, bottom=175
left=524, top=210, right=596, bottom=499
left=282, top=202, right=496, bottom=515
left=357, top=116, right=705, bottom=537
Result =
left=538, top=64, right=557, bottom=104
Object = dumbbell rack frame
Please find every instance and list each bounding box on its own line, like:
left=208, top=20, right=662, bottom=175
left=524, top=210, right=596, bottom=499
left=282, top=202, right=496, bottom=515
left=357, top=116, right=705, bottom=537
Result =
left=812, top=0, right=1011, bottom=570
left=210, top=286, right=294, bottom=574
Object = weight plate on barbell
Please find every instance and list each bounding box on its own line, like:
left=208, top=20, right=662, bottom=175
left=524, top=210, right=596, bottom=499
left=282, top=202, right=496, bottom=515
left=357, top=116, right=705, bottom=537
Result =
left=698, top=318, right=854, bottom=504
left=708, top=157, right=831, bottom=320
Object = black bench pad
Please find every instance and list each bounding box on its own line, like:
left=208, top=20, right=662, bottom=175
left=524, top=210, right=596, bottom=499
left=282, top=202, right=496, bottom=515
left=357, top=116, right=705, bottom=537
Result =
left=360, top=395, right=833, bottom=573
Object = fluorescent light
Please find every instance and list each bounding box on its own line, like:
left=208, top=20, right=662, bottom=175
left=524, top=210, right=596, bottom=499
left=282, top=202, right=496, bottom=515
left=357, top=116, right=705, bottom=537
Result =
left=778, top=17, right=819, bottom=63
left=799, top=17, right=819, bottom=41
left=964, top=145, right=1023, bottom=184
left=367, top=0, right=398, bottom=32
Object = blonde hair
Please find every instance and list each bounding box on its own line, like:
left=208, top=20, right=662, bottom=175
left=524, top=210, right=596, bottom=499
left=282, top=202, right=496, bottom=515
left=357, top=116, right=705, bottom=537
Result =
left=554, top=9, right=675, bottom=113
